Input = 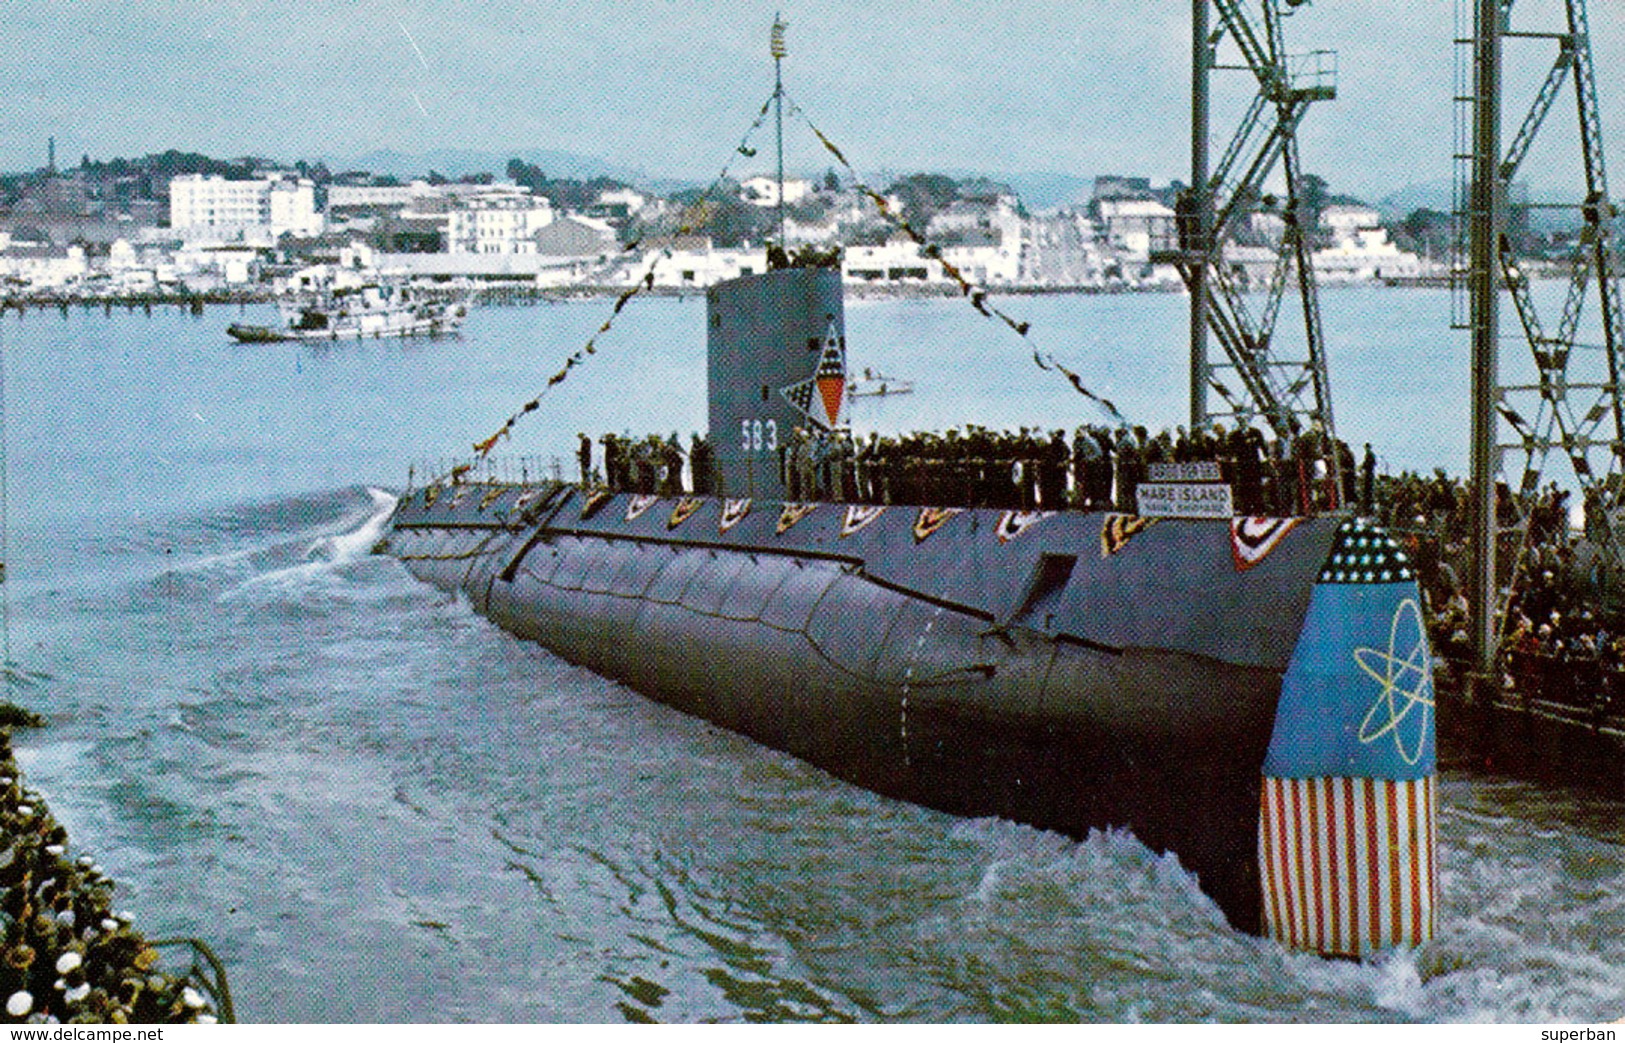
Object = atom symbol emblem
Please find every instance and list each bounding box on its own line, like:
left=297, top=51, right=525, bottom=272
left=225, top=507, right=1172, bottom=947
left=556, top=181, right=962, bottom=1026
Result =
left=1353, top=597, right=1435, bottom=766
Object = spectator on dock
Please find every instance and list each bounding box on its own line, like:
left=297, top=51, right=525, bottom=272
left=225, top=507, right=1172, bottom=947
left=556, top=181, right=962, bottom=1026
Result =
left=577, top=434, right=593, bottom=487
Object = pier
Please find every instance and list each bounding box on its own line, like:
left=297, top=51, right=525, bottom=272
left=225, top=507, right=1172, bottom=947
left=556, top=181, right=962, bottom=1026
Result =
left=0, top=288, right=271, bottom=319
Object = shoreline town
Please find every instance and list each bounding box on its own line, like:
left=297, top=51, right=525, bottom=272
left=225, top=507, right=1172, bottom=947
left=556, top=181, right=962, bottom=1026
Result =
left=0, top=147, right=1511, bottom=307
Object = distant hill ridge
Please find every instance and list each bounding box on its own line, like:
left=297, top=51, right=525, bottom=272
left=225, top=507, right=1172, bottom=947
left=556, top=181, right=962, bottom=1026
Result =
left=321, top=150, right=1099, bottom=211
left=3, top=143, right=1546, bottom=228
left=323, top=147, right=648, bottom=185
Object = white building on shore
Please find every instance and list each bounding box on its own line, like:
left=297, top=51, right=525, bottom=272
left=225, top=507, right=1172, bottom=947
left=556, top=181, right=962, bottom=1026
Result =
left=444, top=189, right=556, bottom=254
left=1311, top=228, right=1424, bottom=282
left=842, top=226, right=1021, bottom=287
left=843, top=240, right=940, bottom=284
left=0, top=238, right=88, bottom=288
left=637, top=239, right=767, bottom=287
left=1311, top=205, right=1423, bottom=282
left=326, top=181, right=436, bottom=211
left=1319, top=205, right=1383, bottom=241
left=739, top=176, right=811, bottom=208
left=1097, top=198, right=1177, bottom=261
left=168, top=174, right=321, bottom=243
left=927, top=199, right=1023, bottom=284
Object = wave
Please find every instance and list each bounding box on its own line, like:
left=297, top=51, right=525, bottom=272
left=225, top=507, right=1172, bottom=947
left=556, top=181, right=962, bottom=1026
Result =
left=183, top=485, right=389, bottom=543
left=114, top=485, right=395, bottom=602
left=305, top=487, right=398, bottom=565
left=222, top=487, right=400, bottom=598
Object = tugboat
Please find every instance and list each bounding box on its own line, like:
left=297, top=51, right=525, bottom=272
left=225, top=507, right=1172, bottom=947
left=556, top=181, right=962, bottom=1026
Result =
left=227, top=282, right=467, bottom=343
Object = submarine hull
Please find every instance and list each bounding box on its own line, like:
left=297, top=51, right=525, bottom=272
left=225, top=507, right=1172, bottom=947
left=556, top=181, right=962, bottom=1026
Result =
left=382, top=483, right=1409, bottom=938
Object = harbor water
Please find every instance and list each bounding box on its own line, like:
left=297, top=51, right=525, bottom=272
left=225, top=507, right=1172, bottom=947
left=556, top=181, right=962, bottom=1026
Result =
left=1, top=291, right=1621, bottom=1022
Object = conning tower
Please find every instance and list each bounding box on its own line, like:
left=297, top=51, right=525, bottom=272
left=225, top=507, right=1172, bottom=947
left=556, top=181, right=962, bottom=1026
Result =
left=707, top=267, right=847, bottom=499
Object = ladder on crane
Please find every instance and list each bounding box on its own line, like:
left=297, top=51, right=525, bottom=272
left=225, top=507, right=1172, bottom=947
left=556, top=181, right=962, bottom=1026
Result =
left=1163, top=0, right=1341, bottom=481
left=1454, top=0, right=1625, bottom=571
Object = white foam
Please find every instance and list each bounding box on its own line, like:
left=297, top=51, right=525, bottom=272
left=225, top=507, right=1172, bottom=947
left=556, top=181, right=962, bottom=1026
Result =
left=227, top=488, right=399, bottom=596
left=1369, top=949, right=1428, bottom=1017
left=306, top=488, right=399, bottom=565
left=968, top=860, right=1006, bottom=904
left=11, top=740, right=95, bottom=774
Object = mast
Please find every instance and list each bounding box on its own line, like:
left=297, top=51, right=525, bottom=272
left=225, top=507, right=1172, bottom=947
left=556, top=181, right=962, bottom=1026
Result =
left=772, top=15, right=788, bottom=252
left=1190, top=0, right=1211, bottom=431
left=1466, top=0, right=1503, bottom=683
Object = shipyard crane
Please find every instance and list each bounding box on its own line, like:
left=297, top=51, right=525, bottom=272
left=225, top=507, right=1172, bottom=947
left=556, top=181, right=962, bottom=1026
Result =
left=1459, top=0, right=1625, bottom=683
left=1459, top=0, right=1625, bottom=562
left=1168, top=0, right=1339, bottom=467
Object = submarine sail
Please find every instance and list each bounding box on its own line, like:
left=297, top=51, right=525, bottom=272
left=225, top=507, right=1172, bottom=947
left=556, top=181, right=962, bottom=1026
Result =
left=708, top=266, right=847, bottom=500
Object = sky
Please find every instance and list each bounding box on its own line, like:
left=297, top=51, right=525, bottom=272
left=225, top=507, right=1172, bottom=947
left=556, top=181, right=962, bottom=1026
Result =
left=1, top=0, right=1622, bottom=203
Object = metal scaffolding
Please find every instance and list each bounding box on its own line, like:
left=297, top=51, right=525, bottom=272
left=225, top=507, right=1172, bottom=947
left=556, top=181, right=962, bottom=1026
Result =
left=1170, top=0, right=1340, bottom=456
left=1455, top=0, right=1625, bottom=675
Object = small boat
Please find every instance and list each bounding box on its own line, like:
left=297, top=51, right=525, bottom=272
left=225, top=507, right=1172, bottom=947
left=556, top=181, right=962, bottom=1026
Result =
left=847, top=368, right=914, bottom=397
left=223, top=323, right=289, bottom=343
left=228, top=283, right=468, bottom=343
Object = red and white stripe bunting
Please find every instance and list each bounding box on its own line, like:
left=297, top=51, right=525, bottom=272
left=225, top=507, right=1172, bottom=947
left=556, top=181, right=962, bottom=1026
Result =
left=1259, top=775, right=1437, bottom=957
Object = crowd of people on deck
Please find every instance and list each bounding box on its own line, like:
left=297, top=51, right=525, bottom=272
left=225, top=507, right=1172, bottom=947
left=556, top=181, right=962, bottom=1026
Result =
left=582, top=423, right=1368, bottom=516
left=1375, top=469, right=1625, bottom=720
left=586, top=433, right=713, bottom=497
left=1497, top=538, right=1625, bottom=721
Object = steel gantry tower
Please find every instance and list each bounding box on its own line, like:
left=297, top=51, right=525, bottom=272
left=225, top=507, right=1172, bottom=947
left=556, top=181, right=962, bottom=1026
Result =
left=1171, top=0, right=1339, bottom=454
left=1456, top=0, right=1625, bottom=676
left=1460, top=0, right=1625, bottom=532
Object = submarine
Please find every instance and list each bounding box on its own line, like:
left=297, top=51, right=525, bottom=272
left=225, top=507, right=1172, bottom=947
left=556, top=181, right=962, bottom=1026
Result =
left=381, top=264, right=1437, bottom=958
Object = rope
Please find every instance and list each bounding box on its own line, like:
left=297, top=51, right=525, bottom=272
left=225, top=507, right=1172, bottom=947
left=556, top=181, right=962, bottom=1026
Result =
left=460, top=93, right=781, bottom=472
left=454, top=83, right=1130, bottom=480
left=149, top=937, right=236, bottom=1023
left=786, top=95, right=1125, bottom=424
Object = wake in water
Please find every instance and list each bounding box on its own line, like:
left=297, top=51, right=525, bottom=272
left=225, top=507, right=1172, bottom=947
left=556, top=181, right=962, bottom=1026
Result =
left=141, top=485, right=405, bottom=602
left=72, top=485, right=403, bottom=605
left=22, top=480, right=1623, bottom=1022
left=210, top=487, right=412, bottom=628
left=304, top=487, right=398, bottom=565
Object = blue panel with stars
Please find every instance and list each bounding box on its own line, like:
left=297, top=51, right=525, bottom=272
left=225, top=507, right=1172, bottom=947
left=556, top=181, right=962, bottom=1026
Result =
left=1262, top=575, right=1436, bottom=781
left=1317, top=518, right=1416, bottom=584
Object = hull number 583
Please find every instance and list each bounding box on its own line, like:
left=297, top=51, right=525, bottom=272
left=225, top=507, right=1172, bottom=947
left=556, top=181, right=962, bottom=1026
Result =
left=741, top=418, right=779, bottom=454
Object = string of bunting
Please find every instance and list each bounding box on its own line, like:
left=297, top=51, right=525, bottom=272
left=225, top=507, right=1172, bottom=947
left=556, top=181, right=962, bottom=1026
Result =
left=453, top=86, right=1127, bottom=484
left=458, top=94, right=782, bottom=472
left=785, top=95, right=1124, bottom=424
